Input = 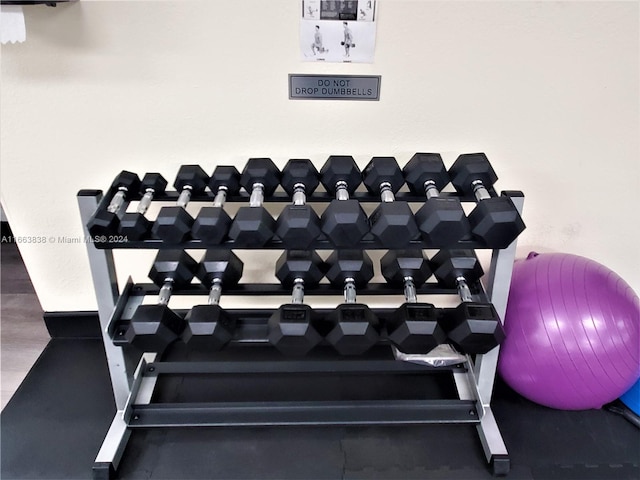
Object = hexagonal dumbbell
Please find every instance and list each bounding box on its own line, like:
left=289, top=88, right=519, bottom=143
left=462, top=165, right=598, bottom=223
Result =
left=325, top=250, right=380, bottom=355
left=275, top=159, right=322, bottom=249
left=430, top=249, right=505, bottom=354
left=403, top=153, right=470, bottom=247
left=124, top=250, right=197, bottom=353
left=87, top=171, right=140, bottom=237
left=119, top=173, right=168, bottom=241
left=182, top=250, right=244, bottom=350
left=320, top=155, right=369, bottom=247
left=380, top=250, right=447, bottom=354
left=152, top=165, right=209, bottom=244
left=228, top=158, right=281, bottom=247
left=268, top=250, right=326, bottom=356
left=363, top=156, right=419, bottom=248
left=192, top=166, right=240, bottom=245
left=448, top=153, right=525, bottom=248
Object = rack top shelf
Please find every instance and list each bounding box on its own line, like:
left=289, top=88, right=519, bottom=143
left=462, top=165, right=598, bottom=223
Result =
left=78, top=190, right=524, bottom=250
left=79, top=189, right=524, bottom=205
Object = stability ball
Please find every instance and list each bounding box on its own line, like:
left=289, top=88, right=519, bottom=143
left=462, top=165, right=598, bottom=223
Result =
left=498, top=252, right=640, bottom=410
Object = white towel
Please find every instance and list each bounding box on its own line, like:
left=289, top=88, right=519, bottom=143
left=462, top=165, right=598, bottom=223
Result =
left=1, top=5, right=26, bottom=44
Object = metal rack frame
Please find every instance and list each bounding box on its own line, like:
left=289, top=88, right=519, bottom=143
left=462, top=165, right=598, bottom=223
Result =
left=78, top=187, right=524, bottom=480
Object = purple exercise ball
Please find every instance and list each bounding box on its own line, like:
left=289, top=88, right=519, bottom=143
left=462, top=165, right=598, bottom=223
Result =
left=498, top=252, right=640, bottom=410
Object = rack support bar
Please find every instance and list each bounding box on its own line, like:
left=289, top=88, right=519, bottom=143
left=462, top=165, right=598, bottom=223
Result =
left=475, top=193, right=525, bottom=403
left=78, top=191, right=130, bottom=409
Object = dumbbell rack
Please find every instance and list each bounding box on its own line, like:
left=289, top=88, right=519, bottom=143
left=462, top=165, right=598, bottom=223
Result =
left=78, top=184, right=524, bottom=480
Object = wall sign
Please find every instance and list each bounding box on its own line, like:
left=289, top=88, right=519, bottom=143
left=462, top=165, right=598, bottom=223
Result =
left=289, top=74, right=381, bottom=101
left=300, top=1, right=377, bottom=63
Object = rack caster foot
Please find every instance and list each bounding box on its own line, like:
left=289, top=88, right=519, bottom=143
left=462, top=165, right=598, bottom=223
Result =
left=93, top=462, right=115, bottom=480
left=491, top=454, right=510, bottom=476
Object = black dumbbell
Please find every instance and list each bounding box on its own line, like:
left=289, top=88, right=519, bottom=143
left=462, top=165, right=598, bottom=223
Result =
left=87, top=171, right=140, bottom=237
left=363, top=156, right=419, bottom=248
left=275, top=159, right=322, bottom=249
left=152, top=165, right=209, bottom=244
left=119, top=173, right=168, bottom=241
left=403, top=153, right=470, bottom=246
left=182, top=250, right=243, bottom=350
left=448, top=153, right=525, bottom=248
left=430, top=249, right=505, bottom=354
left=380, top=250, right=447, bottom=354
left=319, top=156, right=369, bottom=247
left=124, top=250, right=197, bottom=353
left=268, top=250, right=326, bottom=356
left=228, top=158, right=281, bottom=246
left=191, top=166, right=240, bottom=244
left=325, top=250, right=380, bottom=355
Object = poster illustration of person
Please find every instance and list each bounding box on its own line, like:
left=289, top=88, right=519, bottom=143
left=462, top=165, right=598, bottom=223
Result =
left=301, top=0, right=376, bottom=63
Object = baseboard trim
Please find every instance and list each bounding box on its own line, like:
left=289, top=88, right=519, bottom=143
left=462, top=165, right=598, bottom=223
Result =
left=43, top=311, right=101, bottom=339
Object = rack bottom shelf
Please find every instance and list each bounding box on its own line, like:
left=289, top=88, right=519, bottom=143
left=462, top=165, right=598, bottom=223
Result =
left=92, top=348, right=511, bottom=479
left=128, top=399, right=480, bottom=428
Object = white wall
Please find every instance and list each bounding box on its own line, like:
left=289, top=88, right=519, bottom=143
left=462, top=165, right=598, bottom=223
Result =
left=1, top=0, right=638, bottom=311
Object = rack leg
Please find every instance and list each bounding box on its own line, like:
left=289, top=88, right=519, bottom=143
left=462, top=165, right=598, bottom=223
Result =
left=475, top=194, right=525, bottom=403
left=477, top=407, right=510, bottom=476
left=93, top=414, right=130, bottom=480
left=93, top=354, right=158, bottom=479
left=78, top=191, right=131, bottom=409
left=453, top=359, right=509, bottom=475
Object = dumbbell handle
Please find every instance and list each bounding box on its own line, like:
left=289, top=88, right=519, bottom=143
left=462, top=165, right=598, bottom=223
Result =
left=249, top=183, right=265, bottom=207
left=378, top=182, right=396, bottom=203
left=213, top=186, right=228, bottom=208
left=403, top=277, right=418, bottom=303
left=208, top=278, right=223, bottom=305
left=471, top=180, right=491, bottom=202
left=137, top=188, right=157, bottom=214
left=291, top=278, right=305, bottom=304
left=158, top=279, right=174, bottom=305
left=344, top=278, right=357, bottom=303
left=455, top=276, right=473, bottom=302
left=424, top=180, right=441, bottom=200
left=292, top=184, right=308, bottom=206
left=107, top=187, right=129, bottom=214
left=335, top=181, right=351, bottom=201
left=176, top=185, right=193, bottom=208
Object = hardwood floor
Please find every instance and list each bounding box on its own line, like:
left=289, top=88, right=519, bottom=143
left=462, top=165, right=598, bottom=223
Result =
left=1, top=241, right=50, bottom=410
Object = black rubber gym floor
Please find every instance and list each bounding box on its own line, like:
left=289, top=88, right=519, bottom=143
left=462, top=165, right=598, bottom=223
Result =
left=1, top=338, right=638, bottom=480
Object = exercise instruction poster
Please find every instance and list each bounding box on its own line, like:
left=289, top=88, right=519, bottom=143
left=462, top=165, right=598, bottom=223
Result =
left=301, top=0, right=377, bottom=63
